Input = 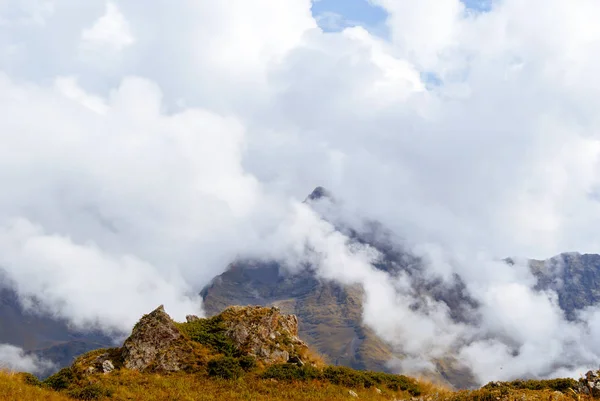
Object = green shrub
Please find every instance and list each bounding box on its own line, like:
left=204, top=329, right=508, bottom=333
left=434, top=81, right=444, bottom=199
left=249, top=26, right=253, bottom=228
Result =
left=323, top=366, right=372, bottom=388
left=450, top=389, right=499, bottom=401
left=68, top=383, right=113, bottom=400
left=18, top=372, right=41, bottom=386
left=43, top=367, right=75, bottom=391
left=322, top=366, right=421, bottom=395
left=207, top=357, right=244, bottom=380
left=177, top=317, right=241, bottom=357
left=483, top=378, right=578, bottom=393
left=260, top=364, right=421, bottom=394
left=238, top=356, right=257, bottom=372
left=261, top=364, right=322, bottom=381
left=367, top=370, right=421, bottom=395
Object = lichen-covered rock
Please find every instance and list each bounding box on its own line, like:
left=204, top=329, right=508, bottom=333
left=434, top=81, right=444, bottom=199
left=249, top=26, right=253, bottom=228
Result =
left=218, top=305, right=309, bottom=364
left=121, top=305, right=193, bottom=372
left=186, top=315, right=200, bottom=323
left=102, top=360, right=114, bottom=374
left=72, top=347, right=122, bottom=376
left=578, top=370, right=600, bottom=396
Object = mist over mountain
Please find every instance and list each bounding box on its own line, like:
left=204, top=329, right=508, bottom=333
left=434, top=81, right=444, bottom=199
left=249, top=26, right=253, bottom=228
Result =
left=0, top=284, right=112, bottom=375
left=201, top=188, right=600, bottom=387
left=2, top=0, right=600, bottom=392
left=4, top=186, right=600, bottom=387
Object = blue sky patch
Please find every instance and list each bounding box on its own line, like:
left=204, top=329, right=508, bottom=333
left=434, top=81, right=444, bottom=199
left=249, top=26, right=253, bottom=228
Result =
left=311, top=0, right=493, bottom=33
left=311, top=0, right=387, bottom=33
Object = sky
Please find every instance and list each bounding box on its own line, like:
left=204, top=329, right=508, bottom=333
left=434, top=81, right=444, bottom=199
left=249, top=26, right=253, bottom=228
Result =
left=1, top=0, right=600, bottom=384
left=311, top=0, right=491, bottom=33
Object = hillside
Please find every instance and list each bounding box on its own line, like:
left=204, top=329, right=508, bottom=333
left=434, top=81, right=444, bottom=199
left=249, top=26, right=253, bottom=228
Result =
left=0, top=369, right=586, bottom=401
left=202, top=251, right=600, bottom=389
left=0, top=305, right=593, bottom=401
left=201, top=261, right=475, bottom=388
left=18, top=305, right=433, bottom=400
left=201, top=261, right=394, bottom=372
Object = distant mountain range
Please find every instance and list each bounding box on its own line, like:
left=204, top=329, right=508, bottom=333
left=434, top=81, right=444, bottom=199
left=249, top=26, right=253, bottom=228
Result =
left=0, top=286, right=111, bottom=374
left=2, top=187, right=600, bottom=386
left=529, top=253, right=600, bottom=320
left=200, top=260, right=476, bottom=387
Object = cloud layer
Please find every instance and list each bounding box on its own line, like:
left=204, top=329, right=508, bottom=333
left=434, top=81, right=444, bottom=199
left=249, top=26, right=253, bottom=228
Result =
left=1, top=0, right=600, bottom=384
left=0, top=344, right=54, bottom=374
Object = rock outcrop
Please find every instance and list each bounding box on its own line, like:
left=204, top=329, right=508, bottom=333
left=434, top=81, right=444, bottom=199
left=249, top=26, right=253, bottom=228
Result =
left=121, top=305, right=193, bottom=372
left=219, top=305, right=309, bottom=364
left=68, top=304, right=319, bottom=378
left=579, top=370, right=600, bottom=396
left=76, top=348, right=121, bottom=376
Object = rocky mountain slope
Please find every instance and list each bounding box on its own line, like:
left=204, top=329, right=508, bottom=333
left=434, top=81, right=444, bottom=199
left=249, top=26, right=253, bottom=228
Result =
left=201, top=261, right=475, bottom=388
left=34, top=305, right=427, bottom=400
left=201, top=262, right=393, bottom=372
left=529, top=253, right=600, bottom=320
left=202, top=250, right=600, bottom=388
left=200, top=189, right=600, bottom=389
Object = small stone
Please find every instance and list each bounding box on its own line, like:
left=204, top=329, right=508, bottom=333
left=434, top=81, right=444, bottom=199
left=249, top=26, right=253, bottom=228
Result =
left=374, top=387, right=382, bottom=394
left=288, top=356, right=304, bottom=367
left=102, top=360, right=114, bottom=374
left=348, top=390, right=358, bottom=398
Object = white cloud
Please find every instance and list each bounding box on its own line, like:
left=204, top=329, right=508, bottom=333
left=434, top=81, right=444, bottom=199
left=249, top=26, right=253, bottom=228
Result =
left=1, top=0, right=600, bottom=385
left=81, top=1, right=134, bottom=51
left=0, top=344, right=54, bottom=374
left=0, top=1, right=54, bottom=27
left=54, top=76, right=108, bottom=114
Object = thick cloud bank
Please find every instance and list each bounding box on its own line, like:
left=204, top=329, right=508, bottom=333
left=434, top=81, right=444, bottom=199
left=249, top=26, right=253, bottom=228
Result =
left=0, top=344, right=54, bottom=374
left=1, top=0, right=600, bottom=384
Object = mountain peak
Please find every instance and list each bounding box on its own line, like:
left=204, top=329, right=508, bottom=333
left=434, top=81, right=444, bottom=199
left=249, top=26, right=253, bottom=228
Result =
left=305, top=186, right=332, bottom=202
left=121, top=304, right=191, bottom=372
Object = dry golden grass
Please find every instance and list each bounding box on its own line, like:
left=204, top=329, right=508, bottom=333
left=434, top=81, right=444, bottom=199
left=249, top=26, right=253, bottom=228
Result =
left=0, top=371, right=71, bottom=401
left=0, top=368, right=592, bottom=401
left=95, top=370, right=412, bottom=401
left=0, top=368, right=431, bottom=401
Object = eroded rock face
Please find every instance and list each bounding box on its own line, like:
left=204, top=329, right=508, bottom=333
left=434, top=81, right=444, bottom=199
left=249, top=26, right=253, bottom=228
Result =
left=219, top=305, right=308, bottom=364
left=121, top=305, right=192, bottom=372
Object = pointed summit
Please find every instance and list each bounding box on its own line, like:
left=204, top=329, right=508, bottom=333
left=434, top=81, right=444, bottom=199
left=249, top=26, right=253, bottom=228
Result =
left=121, top=305, right=192, bottom=372
left=305, top=186, right=333, bottom=202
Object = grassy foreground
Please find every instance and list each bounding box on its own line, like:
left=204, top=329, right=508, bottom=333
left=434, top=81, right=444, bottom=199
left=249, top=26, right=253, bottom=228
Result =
left=0, top=369, right=439, bottom=401
left=0, top=372, right=70, bottom=401
left=0, top=369, right=586, bottom=401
